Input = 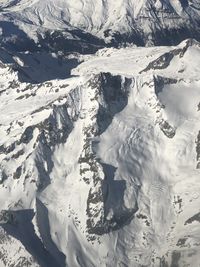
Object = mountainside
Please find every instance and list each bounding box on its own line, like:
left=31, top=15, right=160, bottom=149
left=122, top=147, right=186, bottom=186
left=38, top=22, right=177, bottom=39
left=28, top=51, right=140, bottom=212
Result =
left=0, top=1, right=200, bottom=267
left=0, top=0, right=200, bottom=51
left=0, top=38, right=200, bottom=267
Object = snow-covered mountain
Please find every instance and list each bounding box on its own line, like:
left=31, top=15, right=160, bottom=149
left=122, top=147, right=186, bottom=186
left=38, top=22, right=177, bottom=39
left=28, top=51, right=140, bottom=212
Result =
left=0, top=37, right=200, bottom=267
left=0, top=0, right=200, bottom=50
left=0, top=1, right=200, bottom=267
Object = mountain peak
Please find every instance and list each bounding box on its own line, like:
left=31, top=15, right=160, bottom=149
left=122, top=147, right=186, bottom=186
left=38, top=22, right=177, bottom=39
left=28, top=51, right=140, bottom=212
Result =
left=0, top=1, right=200, bottom=267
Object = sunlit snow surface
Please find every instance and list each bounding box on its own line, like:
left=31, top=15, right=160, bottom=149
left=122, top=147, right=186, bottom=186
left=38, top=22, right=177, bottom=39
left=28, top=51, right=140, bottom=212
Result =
left=0, top=39, right=200, bottom=267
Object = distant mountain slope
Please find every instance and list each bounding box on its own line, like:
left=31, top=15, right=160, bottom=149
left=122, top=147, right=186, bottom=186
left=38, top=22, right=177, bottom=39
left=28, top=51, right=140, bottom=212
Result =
left=0, top=0, right=200, bottom=50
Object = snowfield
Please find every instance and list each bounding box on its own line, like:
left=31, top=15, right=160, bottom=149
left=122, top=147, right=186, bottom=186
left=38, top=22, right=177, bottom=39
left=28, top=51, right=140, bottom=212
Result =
left=0, top=38, right=199, bottom=267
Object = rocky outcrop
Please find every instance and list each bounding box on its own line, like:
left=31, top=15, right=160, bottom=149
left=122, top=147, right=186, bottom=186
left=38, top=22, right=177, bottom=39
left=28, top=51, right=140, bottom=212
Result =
left=196, top=131, right=200, bottom=168
left=79, top=73, right=137, bottom=235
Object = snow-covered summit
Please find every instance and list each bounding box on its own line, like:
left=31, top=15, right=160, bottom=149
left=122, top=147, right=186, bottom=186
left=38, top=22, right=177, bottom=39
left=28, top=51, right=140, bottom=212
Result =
left=0, top=1, right=200, bottom=266
left=0, top=38, right=199, bottom=266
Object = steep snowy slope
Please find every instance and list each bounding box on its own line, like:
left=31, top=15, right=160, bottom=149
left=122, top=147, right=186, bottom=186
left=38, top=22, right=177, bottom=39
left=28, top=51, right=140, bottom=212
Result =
left=0, top=0, right=200, bottom=49
left=0, top=39, right=199, bottom=267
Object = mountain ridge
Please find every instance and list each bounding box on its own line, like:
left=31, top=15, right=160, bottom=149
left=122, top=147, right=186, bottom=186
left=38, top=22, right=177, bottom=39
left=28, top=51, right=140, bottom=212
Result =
left=0, top=38, right=199, bottom=266
left=0, top=0, right=200, bottom=51
left=0, top=1, right=200, bottom=267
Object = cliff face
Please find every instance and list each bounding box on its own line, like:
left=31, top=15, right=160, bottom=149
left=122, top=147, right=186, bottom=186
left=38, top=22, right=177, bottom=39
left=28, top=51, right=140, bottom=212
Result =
left=0, top=1, right=200, bottom=267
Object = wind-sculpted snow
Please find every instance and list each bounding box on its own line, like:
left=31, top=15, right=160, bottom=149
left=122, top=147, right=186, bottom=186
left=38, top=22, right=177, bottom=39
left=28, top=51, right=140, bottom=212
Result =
left=0, top=39, right=200, bottom=266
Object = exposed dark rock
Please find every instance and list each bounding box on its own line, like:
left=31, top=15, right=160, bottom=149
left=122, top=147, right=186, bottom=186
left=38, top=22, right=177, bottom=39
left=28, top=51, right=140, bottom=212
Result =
left=37, top=30, right=105, bottom=55
left=140, top=52, right=175, bottom=73
left=196, top=131, right=200, bottom=168
left=159, top=119, right=176, bottom=138
left=0, top=210, right=15, bottom=224
left=171, top=251, right=181, bottom=267
left=83, top=73, right=138, bottom=235
left=0, top=170, right=7, bottom=184
left=176, top=238, right=187, bottom=247
left=154, top=76, right=178, bottom=95
left=160, top=256, right=169, bottom=267
left=13, top=166, right=22, bottom=179
left=141, top=40, right=199, bottom=74
left=94, top=72, right=132, bottom=134
left=20, top=126, right=34, bottom=144
left=185, top=212, right=200, bottom=225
